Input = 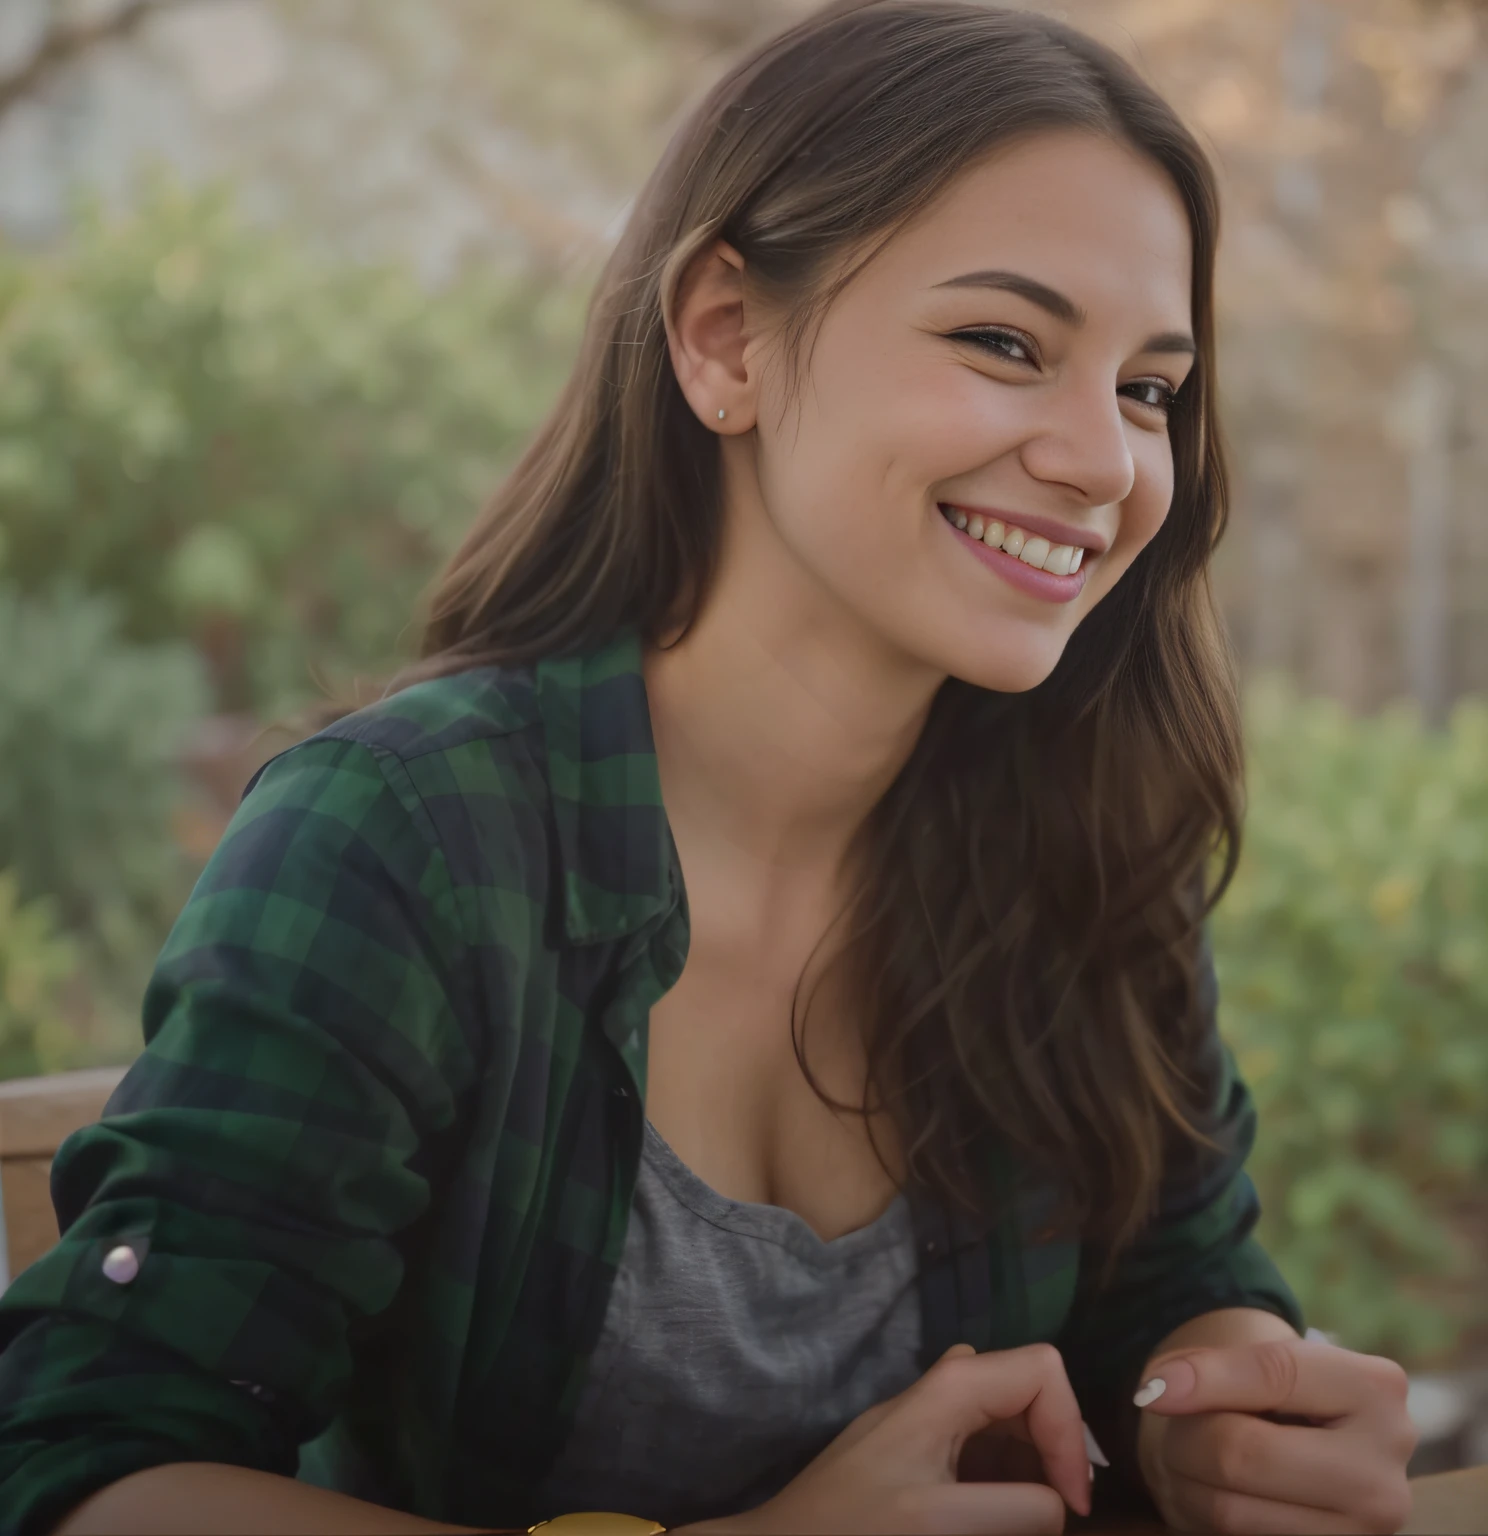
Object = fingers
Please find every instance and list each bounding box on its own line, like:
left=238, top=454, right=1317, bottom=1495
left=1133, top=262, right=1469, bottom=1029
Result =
left=957, top=1426, right=1047, bottom=1484
left=1158, top=1412, right=1414, bottom=1529
left=914, top=1343, right=1089, bottom=1517
left=1160, top=1469, right=1407, bottom=1536
left=1136, top=1339, right=1410, bottom=1425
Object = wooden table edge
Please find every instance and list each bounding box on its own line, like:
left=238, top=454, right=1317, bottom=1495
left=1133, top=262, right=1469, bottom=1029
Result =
left=1065, top=1465, right=1487, bottom=1534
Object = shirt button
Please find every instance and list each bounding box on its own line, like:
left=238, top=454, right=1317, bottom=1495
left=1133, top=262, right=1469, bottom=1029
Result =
left=101, top=1244, right=140, bottom=1285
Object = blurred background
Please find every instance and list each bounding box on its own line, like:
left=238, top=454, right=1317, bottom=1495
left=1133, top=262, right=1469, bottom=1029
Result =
left=0, top=0, right=1483, bottom=1469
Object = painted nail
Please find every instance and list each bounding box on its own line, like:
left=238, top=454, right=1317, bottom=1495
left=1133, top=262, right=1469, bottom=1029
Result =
left=1082, top=1422, right=1110, bottom=1467
left=1133, top=1376, right=1167, bottom=1408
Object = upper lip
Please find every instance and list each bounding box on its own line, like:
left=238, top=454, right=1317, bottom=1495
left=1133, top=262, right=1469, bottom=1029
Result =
left=940, top=503, right=1110, bottom=556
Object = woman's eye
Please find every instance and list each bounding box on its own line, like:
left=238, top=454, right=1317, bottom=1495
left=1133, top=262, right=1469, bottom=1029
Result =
left=1120, top=378, right=1179, bottom=414
left=951, top=334, right=1180, bottom=415
left=952, top=327, right=1039, bottom=366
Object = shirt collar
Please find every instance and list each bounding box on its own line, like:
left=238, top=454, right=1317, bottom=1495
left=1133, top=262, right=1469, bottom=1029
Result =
left=534, top=629, right=681, bottom=946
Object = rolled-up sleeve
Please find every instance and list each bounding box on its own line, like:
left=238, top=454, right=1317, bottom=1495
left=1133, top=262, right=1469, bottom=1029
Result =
left=0, top=737, right=475, bottom=1536
left=1056, top=934, right=1304, bottom=1505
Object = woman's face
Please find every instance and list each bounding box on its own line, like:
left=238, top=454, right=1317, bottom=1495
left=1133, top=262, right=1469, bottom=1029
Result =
left=740, top=130, right=1197, bottom=695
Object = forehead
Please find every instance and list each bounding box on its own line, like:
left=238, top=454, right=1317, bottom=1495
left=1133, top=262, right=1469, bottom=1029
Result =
left=865, top=130, right=1194, bottom=327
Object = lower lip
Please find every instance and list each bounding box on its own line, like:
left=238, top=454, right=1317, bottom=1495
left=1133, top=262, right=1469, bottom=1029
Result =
left=939, top=509, right=1089, bottom=604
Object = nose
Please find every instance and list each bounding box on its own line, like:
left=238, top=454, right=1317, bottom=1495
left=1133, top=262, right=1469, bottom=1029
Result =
left=1018, top=372, right=1137, bottom=509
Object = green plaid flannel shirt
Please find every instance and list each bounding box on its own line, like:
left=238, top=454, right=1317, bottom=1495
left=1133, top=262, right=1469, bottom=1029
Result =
left=0, top=630, right=1301, bottom=1534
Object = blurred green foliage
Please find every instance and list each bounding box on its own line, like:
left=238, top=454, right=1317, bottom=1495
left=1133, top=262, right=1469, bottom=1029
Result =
left=1214, top=677, right=1488, bottom=1365
left=0, top=582, right=209, bottom=1052
left=0, top=179, right=583, bottom=717
left=0, top=873, right=79, bottom=1081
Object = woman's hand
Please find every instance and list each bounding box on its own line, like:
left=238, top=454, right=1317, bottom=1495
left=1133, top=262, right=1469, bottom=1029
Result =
left=1136, top=1335, right=1418, bottom=1534
left=688, top=1342, right=1092, bottom=1535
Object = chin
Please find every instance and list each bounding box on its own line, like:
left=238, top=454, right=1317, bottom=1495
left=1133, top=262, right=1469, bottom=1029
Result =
left=924, top=626, right=1069, bottom=696
left=951, top=660, right=1059, bottom=695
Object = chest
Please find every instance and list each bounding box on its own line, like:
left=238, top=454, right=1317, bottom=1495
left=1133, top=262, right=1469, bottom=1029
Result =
left=644, top=941, right=906, bottom=1244
left=381, top=917, right=1081, bottom=1525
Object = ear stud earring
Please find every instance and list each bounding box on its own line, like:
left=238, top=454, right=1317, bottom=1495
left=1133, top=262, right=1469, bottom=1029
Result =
left=717, top=409, right=726, bottom=420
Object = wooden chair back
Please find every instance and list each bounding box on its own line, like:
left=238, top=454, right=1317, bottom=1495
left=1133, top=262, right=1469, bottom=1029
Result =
left=0, top=1066, right=128, bottom=1288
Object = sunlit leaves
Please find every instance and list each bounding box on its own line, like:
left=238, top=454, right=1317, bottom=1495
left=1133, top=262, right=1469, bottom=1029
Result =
left=166, top=524, right=263, bottom=619
left=0, top=178, right=584, bottom=715
left=1214, top=676, right=1488, bottom=1365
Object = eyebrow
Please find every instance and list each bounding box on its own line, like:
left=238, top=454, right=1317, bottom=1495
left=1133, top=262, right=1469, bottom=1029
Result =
left=933, top=268, right=1197, bottom=356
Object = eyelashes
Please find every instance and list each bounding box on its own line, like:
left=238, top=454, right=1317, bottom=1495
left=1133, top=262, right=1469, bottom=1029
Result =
left=952, top=325, right=1040, bottom=366
left=1119, top=378, right=1180, bottom=414
left=948, top=326, right=1181, bottom=416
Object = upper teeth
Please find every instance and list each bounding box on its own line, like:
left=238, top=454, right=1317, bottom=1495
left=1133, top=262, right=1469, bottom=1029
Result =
left=944, top=506, right=1084, bottom=575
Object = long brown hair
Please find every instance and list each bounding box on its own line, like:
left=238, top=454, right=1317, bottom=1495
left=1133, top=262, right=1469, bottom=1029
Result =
left=413, top=0, right=1241, bottom=1261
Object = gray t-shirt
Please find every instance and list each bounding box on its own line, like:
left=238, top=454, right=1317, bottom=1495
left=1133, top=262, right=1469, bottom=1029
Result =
left=529, top=1117, right=924, bottom=1530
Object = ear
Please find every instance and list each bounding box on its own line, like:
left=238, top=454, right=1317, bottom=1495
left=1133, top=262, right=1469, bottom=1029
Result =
left=664, top=240, right=757, bottom=434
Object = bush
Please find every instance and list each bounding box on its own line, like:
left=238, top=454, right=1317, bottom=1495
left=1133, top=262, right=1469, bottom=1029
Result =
left=0, top=181, right=584, bottom=1082
left=0, top=583, right=210, bottom=1041
left=0, top=179, right=583, bottom=717
left=0, top=872, right=80, bottom=1080
left=1214, top=678, right=1488, bottom=1366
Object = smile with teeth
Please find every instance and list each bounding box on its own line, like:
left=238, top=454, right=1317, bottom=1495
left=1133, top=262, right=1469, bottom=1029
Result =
left=939, top=504, right=1086, bottom=576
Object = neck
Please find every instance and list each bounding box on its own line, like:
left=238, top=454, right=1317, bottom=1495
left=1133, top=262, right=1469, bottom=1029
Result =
left=643, top=476, right=944, bottom=887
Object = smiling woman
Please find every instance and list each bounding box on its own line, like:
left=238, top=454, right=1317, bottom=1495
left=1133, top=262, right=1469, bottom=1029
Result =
left=0, top=5, right=1419, bottom=1536
left=661, top=127, right=1201, bottom=702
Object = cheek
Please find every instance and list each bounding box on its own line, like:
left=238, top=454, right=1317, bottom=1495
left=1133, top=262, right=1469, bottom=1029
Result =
left=753, top=351, right=940, bottom=528
left=1079, top=439, right=1174, bottom=609
left=903, top=365, right=1035, bottom=475
left=1117, top=438, right=1176, bottom=550
left=760, top=336, right=1019, bottom=526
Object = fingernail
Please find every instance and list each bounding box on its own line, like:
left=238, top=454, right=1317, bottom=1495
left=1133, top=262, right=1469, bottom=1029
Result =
left=1135, top=1357, right=1197, bottom=1407
left=1082, top=1422, right=1110, bottom=1467
left=1088, top=1462, right=1095, bottom=1481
